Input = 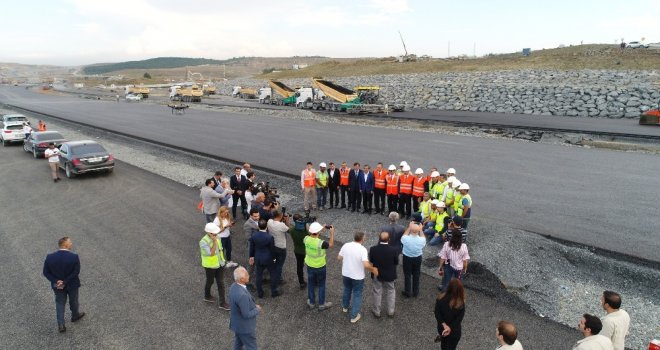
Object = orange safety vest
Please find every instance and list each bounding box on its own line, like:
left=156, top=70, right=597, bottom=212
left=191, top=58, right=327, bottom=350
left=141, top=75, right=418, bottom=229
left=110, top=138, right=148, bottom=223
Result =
left=386, top=174, right=399, bottom=195
left=374, top=170, right=387, bottom=189
left=399, top=174, right=414, bottom=195
left=412, top=176, right=427, bottom=197
left=38, top=123, right=46, bottom=132
left=303, top=169, right=316, bottom=188
left=339, top=168, right=349, bottom=186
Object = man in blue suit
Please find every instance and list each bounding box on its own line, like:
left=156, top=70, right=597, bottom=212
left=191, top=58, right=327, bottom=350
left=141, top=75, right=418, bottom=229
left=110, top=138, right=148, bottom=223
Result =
left=230, top=266, right=261, bottom=350
left=249, top=219, right=278, bottom=298
left=43, top=236, right=85, bottom=333
left=348, top=162, right=362, bottom=212
left=359, top=164, right=375, bottom=214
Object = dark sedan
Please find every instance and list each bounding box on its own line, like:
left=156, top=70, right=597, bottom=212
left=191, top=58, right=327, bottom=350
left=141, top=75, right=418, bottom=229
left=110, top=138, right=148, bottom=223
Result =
left=23, top=131, right=67, bottom=158
left=58, top=140, right=115, bottom=178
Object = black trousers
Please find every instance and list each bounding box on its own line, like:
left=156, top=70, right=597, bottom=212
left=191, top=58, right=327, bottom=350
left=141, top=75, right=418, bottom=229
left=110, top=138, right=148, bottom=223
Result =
left=294, top=252, right=306, bottom=284
left=398, top=194, right=412, bottom=217
left=362, top=191, right=373, bottom=212
left=412, top=195, right=423, bottom=212
left=340, top=185, right=349, bottom=208
left=232, top=193, right=247, bottom=218
left=440, top=329, right=462, bottom=350
left=402, top=255, right=421, bottom=297
left=255, top=263, right=276, bottom=297
left=387, top=194, right=399, bottom=214
left=350, top=189, right=361, bottom=211
left=329, top=186, right=339, bottom=207
left=374, top=188, right=386, bottom=213
left=204, top=267, right=226, bottom=304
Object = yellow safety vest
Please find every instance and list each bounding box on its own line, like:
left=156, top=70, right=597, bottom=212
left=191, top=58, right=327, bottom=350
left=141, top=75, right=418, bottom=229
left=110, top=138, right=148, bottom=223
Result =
left=304, top=236, right=326, bottom=268
left=316, top=171, right=328, bottom=188
left=453, top=192, right=463, bottom=213
left=444, top=188, right=455, bottom=207
left=435, top=211, right=449, bottom=232
left=457, top=194, right=472, bottom=217
left=200, top=235, right=225, bottom=268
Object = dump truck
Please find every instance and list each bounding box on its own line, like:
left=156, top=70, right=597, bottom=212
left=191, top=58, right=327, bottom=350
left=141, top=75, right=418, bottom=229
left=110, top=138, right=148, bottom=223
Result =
left=231, top=86, right=257, bottom=99
left=169, top=84, right=203, bottom=102
left=302, top=79, right=402, bottom=114
left=202, top=84, right=216, bottom=96
left=125, top=85, right=150, bottom=98
left=265, top=80, right=298, bottom=105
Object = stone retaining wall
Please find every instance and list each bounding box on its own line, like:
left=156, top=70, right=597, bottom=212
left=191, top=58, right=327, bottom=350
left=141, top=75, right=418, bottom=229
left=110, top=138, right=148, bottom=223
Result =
left=223, top=69, right=660, bottom=118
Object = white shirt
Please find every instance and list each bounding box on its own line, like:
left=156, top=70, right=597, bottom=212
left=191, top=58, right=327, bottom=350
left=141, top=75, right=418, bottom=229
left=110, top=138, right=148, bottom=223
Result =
left=338, top=241, right=369, bottom=280
left=267, top=219, right=288, bottom=249
left=497, top=340, right=523, bottom=350
left=44, top=148, right=60, bottom=163
left=600, top=310, right=630, bottom=350
left=23, top=125, right=32, bottom=134
left=572, top=334, right=613, bottom=350
left=213, top=217, right=232, bottom=238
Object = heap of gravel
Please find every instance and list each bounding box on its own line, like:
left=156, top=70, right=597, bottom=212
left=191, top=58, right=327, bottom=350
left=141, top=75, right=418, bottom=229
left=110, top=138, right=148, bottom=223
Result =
left=8, top=105, right=658, bottom=349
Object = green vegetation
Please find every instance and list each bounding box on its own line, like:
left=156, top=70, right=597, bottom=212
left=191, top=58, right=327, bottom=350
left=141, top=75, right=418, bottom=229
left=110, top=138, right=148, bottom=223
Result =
left=143, top=72, right=151, bottom=79
left=82, top=57, right=230, bottom=75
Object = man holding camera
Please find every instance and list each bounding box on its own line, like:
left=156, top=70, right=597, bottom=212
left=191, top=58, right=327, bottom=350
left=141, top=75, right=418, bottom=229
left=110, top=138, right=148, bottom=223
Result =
left=304, top=222, right=334, bottom=311
left=267, top=210, right=290, bottom=292
left=289, top=214, right=310, bottom=289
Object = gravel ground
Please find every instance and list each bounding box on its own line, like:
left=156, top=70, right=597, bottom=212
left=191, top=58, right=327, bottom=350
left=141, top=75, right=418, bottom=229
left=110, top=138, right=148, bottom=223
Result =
left=6, top=105, right=658, bottom=349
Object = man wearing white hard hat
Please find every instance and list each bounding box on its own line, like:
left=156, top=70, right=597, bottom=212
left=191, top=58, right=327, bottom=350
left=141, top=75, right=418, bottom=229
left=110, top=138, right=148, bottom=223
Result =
left=304, top=222, right=335, bottom=311
left=428, top=202, right=451, bottom=246
left=446, top=168, right=456, bottom=177
left=427, top=170, right=440, bottom=198
left=385, top=164, right=399, bottom=214
left=442, top=176, right=457, bottom=213
left=456, top=183, right=472, bottom=229
left=200, top=222, right=231, bottom=310
left=447, top=180, right=462, bottom=217
left=397, top=161, right=408, bottom=176
left=398, top=165, right=414, bottom=219
left=411, top=168, right=427, bottom=213
left=316, top=162, right=329, bottom=211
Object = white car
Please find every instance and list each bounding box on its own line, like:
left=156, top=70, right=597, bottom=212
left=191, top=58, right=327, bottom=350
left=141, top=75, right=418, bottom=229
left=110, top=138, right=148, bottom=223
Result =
left=2, top=114, right=28, bottom=124
left=126, top=94, right=142, bottom=101
left=1, top=122, right=27, bottom=146
left=647, top=42, right=660, bottom=49
left=627, top=41, right=649, bottom=49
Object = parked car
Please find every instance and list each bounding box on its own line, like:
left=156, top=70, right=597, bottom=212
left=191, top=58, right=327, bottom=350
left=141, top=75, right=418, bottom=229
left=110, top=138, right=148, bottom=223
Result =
left=23, top=131, right=67, bottom=158
left=126, top=94, right=142, bottom=101
left=2, top=114, right=28, bottom=124
left=627, top=41, right=649, bottom=49
left=58, top=140, right=115, bottom=178
left=647, top=42, right=660, bottom=49
left=1, top=122, right=27, bottom=146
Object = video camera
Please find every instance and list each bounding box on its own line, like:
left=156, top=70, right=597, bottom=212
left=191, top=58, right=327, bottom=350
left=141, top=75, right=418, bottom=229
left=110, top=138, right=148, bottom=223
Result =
left=254, top=181, right=279, bottom=202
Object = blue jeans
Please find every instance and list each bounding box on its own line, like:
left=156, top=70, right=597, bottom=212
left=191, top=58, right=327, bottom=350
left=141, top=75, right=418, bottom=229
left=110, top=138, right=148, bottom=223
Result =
left=428, top=234, right=444, bottom=246
left=272, top=247, right=286, bottom=287
left=233, top=331, right=257, bottom=350
left=205, top=213, right=216, bottom=223
left=316, top=188, right=327, bottom=208
left=342, top=276, right=364, bottom=319
left=440, top=264, right=463, bottom=291
left=255, top=263, right=276, bottom=297
left=307, top=266, right=327, bottom=305
left=54, top=288, right=80, bottom=326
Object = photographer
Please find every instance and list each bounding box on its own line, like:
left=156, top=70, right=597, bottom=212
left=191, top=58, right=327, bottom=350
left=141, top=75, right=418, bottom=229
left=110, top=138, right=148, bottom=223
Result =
left=259, top=199, right=276, bottom=221
left=288, top=214, right=310, bottom=289
left=267, top=210, right=290, bottom=292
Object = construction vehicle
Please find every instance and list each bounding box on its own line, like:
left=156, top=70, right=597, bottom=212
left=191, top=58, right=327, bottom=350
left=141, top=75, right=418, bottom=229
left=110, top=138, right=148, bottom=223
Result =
left=169, top=84, right=203, bottom=102
left=202, top=83, right=216, bottom=95
left=266, top=80, right=297, bottom=105
left=125, top=85, right=150, bottom=98
left=232, top=86, right=257, bottom=99
left=303, top=78, right=403, bottom=114
left=639, top=102, right=660, bottom=125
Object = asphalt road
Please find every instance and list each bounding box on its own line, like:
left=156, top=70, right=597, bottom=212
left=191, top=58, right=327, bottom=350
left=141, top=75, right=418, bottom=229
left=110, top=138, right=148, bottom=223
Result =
left=0, top=143, right=580, bottom=349
left=1, top=86, right=659, bottom=262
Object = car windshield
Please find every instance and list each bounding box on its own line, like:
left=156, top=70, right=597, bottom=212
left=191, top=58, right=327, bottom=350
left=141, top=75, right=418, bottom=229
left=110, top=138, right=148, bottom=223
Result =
left=4, top=116, right=27, bottom=122
left=34, top=133, right=65, bottom=141
left=71, top=144, right=106, bottom=155
left=7, top=125, right=23, bottom=130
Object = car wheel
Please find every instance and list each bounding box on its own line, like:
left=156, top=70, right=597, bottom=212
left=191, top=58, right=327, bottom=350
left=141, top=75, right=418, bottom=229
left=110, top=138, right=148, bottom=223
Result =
left=2, top=140, right=7, bottom=147
left=33, top=148, right=38, bottom=158
left=65, top=163, right=76, bottom=178
left=23, top=142, right=29, bottom=152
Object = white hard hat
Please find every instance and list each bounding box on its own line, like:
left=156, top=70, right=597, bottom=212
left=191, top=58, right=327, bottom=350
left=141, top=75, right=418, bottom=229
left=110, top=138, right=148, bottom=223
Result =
left=415, top=168, right=424, bottom=175
left=431, top=199, right=441, bottom=206
left=431, top=171, right=440, bottom=178
left=446, top=168, right=456, bottom=174
left=319, top=162, right=327, bottom=167
left=399, top=161, right=408, bottom=166
left=388, top=164, right=396, bottom=171
left=402, top=165, right=411, bottom=172
left=458, top=183, right=470, bottom=190
left=308, top=222, right=324, bottom=234
left=204, top=223, right=221, bottom=234
left=447, top=176, right=456, bottom=183
left=452, top=180, right=462, bottom=188
left=437, top=201, right=446, bottom=208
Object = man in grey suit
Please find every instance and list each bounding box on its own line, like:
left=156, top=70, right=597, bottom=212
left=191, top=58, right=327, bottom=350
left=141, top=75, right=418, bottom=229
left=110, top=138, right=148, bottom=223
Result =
left=229, top=267, right=261, bottom=350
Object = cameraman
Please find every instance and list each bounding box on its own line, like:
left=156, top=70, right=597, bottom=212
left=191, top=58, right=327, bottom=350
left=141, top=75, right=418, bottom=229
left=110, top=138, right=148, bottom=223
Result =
left=267, top=210, right=290, bottom=292
left=288, top=214, right=309, bottom=289
left=259, top=199, right=276, bottom=221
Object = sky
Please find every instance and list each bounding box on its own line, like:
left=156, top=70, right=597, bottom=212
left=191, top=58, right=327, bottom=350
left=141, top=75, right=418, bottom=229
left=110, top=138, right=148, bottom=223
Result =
left=1, top=0, right=658, bottom=66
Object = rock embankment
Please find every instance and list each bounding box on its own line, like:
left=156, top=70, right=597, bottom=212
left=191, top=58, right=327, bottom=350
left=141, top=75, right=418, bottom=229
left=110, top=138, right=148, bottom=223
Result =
left=224, top=69, right=660, bottom=118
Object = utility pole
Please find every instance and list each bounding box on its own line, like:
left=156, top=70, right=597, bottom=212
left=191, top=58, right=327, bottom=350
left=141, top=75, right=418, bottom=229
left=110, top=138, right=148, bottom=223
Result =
left=473, top=42, right=476, bottom=58
left=448, top=41, right=451, bottom=58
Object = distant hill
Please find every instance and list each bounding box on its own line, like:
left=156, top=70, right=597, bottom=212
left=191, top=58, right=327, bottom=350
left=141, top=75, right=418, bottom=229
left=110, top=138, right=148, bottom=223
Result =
left=82, top=57, right=232, bottom=75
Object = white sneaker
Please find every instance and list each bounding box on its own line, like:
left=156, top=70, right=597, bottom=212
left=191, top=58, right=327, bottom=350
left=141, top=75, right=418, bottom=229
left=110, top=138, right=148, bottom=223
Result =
left=225, top=261, right=238, bottom=268
left=350, top=313, right=361, bottom=323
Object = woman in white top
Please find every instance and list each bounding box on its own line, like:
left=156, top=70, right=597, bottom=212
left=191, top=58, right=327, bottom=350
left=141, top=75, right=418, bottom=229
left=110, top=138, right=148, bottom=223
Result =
left=22, top=121, right=32, bottom=139
left=44, top=143, right=61, bottom=182
left=213, top=207, right=238, bottom=267
left=438, top=231, right=470, bottom=291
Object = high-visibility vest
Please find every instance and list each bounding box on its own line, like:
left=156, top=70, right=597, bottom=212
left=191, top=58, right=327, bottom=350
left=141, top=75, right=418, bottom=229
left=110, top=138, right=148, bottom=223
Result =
left=457, top=194, right=472, bottom=217
left=316, top=171, right=328, bottom=188
left=374, top=170, right=387, bottom=189
left=431, top=182, right=444, bottom=199
left=419, top=200, right=432, bottom=218
left=428, top=180, right=435, bottom=192
left=386, top=174, right=399, bottom=195
left=435, top=211, right=449, bottom=232
left=199, top=235, right=225, bottom=268
left=428, top=208, right=438, bottom=222
left=304, top=236, right=326, bottom=268
left=412, top=177, right=426, bottom=197
left=453, top=192, right=463, bottom=213
left=399, top=175, right=414, bottom=194
left=340, top=168, right=349, bottom=186
left=444, top=188, right=455, bottom=206
left=303, top=169, right=316, bottom=188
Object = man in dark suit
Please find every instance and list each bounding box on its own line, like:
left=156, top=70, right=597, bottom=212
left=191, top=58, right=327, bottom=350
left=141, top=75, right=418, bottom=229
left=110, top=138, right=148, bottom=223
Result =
left=43, top=237, right=85, bottom=333
left=327, top=162, right=341, bottom=209
left=231, top=166, right=249, bottom=220
left=369, top=232, right=399, bottom=318
left=359, top=164, right=375, bottom=214
left=348, top=162, right=362, bottom=212
left=211, top=170, right=223, bottom=190
left=249, top=219, right=278, bottom=298
left=229, top=266, right=261, bottom=350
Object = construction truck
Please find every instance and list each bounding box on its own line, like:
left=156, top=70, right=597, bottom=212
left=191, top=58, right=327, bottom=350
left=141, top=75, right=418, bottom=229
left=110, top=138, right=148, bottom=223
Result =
left=264, top=80, right=298, bottom=105
left=202, top=83, right=216, bottom=96
left=301, top=78, right=402, bottom=114
left=125, top=85, right=150, bottom=98
left=169, top=84, right=203, bottom=102
left=232, top=86, right=257, bottom=99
